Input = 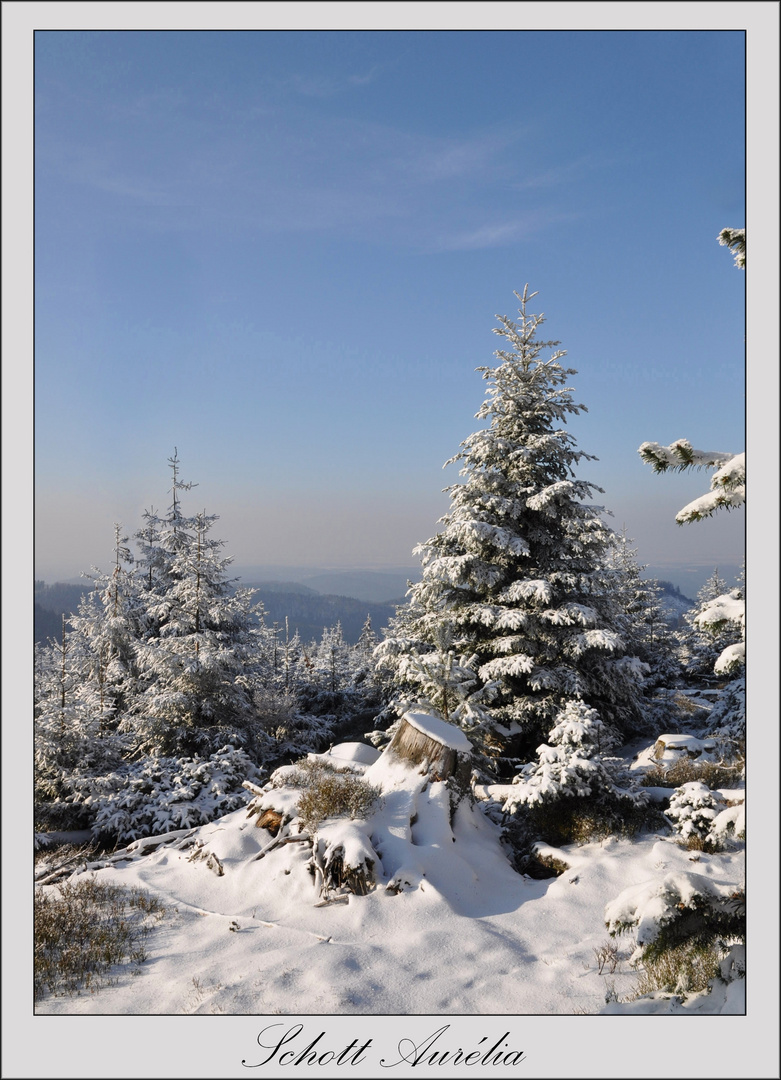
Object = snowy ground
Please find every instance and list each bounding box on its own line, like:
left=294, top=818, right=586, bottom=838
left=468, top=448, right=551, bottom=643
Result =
left=19, top=727, right=780, bottom=1079
left=34, top=743, right=745, bottom=1019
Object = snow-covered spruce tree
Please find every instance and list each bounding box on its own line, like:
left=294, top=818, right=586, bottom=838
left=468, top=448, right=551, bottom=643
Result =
left=663, top=781, right=743, bottom=851
left=67, top=525, right=146, bottom=734
left=35, top=524, right=146, bottom=828
left=123, top=454, right=269, bottom=759
left=34, top=622, right=100, bottom=829
left=129, top=513, right=268, bottom=758
left=503, top=700, right=649, bottom=851
left=638, top=228, right=745, bottom=673
left=354, top=613, right=380, bottom=689
left=694, top=572, right=745, bottom=678
left=351, top=614, right=387, bottom=710
left=378, top=287, right=647, bottom=776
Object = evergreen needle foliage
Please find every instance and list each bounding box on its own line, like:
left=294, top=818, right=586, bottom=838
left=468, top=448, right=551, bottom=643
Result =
left=34, top=452, right=387, bottom=844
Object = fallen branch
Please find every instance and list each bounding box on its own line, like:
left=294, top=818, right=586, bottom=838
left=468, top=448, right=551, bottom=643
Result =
left=251, top=834, right=311, bottom=862
left=242, top=780, right=266, bottom=797
left=314, top=895, right=350, bottom=908
left=34, top=842, right=101, bottom=884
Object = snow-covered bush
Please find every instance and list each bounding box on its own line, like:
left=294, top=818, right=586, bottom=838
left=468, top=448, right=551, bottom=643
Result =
left=71, top=746, right=260, bottom=846
left=665, top=782, right=726, bottom=846
left=504, top=701, right=647, bottom=811
left=706, top=676, right=746, bottom=746
left=604, top=869, right=745, bottom=1008
left=605, top=871, right=745, bottom=964
left=675, top=570, right=742, bottom=681
left=708, top=801, right=745, bottom=849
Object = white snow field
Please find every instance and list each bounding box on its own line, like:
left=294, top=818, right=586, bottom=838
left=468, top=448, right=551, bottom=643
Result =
left=35, top=738, right=745, bottom=1020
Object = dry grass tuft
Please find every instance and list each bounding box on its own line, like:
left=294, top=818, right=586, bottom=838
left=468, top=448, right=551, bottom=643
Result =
left=629, top=941, right=721, bottom=999
left=289, top=759, right=381, bottom=832
left=35, top=877, right=165, bottom=1002
left=641, top=757, right=743, bottom=790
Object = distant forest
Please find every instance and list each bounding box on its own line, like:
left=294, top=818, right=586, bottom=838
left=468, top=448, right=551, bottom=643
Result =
left=34, top=579, right=400, bottom=647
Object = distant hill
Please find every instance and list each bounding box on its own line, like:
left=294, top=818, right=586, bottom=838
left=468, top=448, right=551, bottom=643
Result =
left=652, top=579, right=694, bottom=628
left=299, top=569, right=419, bottom=604
left=33, top=577, right=400, bottom=648
left=245, top=587, right=400, bottom=645
left=34, top=581, right=93, bottom=644
left=245, top=580, right=319, bottom=596
left=642, top=563, right=742, bottom=599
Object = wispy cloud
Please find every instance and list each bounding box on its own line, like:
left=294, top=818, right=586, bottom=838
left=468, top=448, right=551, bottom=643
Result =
left=432, top=210, right=579, bottom=252
left=512, top=153, right=620, bottom=192
left=37, top=89, right=588, bottom=250
left=287, top=65, right=385, bottom=98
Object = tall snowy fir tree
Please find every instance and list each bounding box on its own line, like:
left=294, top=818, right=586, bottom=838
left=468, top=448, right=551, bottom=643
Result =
left=378, top=287, right=646, bottom=777
left=126, top=455, right=268, bottom=759
left=68, top=524, right=145, bottom=733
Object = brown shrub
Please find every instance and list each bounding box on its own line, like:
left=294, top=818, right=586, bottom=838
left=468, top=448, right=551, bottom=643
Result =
left=641, top=757, right=743, bottom=790
left=290, top=759, right=381, bottom=832
left=35, top=877, right=165, bottom=1002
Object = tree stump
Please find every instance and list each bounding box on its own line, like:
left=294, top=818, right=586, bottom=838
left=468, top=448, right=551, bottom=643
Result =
left=387, top=712, right=473, bottom=807
left=256, top=808, right=285, bottom=836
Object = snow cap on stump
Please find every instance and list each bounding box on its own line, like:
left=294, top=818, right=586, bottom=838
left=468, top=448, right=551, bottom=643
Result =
left=387, top=711, right=472, bottom=784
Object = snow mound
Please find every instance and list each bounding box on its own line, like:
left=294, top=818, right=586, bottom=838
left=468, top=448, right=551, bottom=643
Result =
left=651, top=733, right=718, bottom=764
left=319, top=741, right=382, bottom=766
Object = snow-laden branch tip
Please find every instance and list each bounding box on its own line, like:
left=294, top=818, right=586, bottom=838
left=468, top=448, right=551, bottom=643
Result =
left=675, top=453, right=745, bottom=523
left=714, top=641, right=745, bottom=675
left=638, top=442, right=745, bottom=524
left=718, top=227, right=746, bottom=269
left=637, top=439, right=735, bottom=474
left=694, top=591, right=745, bottom=633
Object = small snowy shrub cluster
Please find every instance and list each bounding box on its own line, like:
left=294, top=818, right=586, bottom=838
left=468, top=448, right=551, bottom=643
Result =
left=605, top=869, right=746, bottom=1005
left=71, top=746, right=259, bottom=846
left=666, top=782, right=744, bottom=851
left=630, top=940, right=722, bottom=998
left=286, top=759, right=381, bottom=832
left=34, top=878, right=165, bottom=1001
left=605, top=871, right=745, bottom=964
left=665, top=782, right=722, bottom=845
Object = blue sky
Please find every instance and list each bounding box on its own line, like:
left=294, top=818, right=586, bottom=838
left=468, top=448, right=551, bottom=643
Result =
left=33, top=28, right=747, bottom=584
